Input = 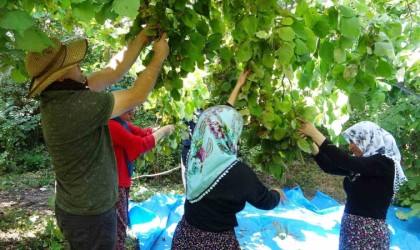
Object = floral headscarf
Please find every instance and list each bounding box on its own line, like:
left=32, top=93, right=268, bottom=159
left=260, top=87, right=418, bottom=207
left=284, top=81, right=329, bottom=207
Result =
left=342, top=121, right=407, bottom=196
left=186, top=105, right=243, bottom=203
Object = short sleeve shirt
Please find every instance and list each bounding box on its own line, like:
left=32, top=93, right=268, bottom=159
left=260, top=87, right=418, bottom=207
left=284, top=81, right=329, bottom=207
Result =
left=40, top=90, right=116, bottom=215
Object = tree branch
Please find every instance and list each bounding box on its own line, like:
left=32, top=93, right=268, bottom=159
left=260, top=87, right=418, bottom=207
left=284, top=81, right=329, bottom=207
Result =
left=394, top=83, right=420, bottom=101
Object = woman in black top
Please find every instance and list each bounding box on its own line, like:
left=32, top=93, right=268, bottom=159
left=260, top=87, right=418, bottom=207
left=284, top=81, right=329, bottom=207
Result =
left=171, top=104, right=287, bottom=250
left=298, top=119, right=407, bottom=250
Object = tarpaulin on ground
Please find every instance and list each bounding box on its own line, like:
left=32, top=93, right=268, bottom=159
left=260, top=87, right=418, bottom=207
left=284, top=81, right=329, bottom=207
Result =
left=128, top=187, right=420, bottom=250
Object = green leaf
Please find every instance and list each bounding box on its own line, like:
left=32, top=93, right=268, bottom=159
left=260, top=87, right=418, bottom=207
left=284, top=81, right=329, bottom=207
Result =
left=210, top=19, right=225, bottom=34
left=294, top=38, right=307, bottom=55
left=174, top=0, right=187, bottom=10
left=0, top=0, right=7, bottom=8
left=193, top=0, right=210, bottom=17
left=396, top=210, right=410, bottom=221
left=238, top=108, right=250, bottom=116
left=375, top=32, right=390, bottom=42
left=297, top=139, right=312, bottom=153
left=298, top=72, right=310, bottom=89
left=249, top=104, right=263, bottom=117
left=295, top=0, right=308, bottom=17
left=319, top=41, right=334, bottom=64
left=328, top=7, right=338, bottom=30
left=340, top=17, right=361, bottom=39
left=313, top=17, right=330, bottom=38
left=283, top=64, right=294, bottom=81
left=164, top=78, right=172, bottom=91
left=73, top=2, right=97, bottom=22
left=242, top=15, right=258, bottom=35
left=412, top=191, right=420, bottom=201
left=278, top=27, right=295, bottom=41
left=262, top=50, right=275, bottom=67
left=339, top=35, right=355, bottom=49
left=171, top=89, right=181, bottom=101
left=376, top=59, right=393, bottom=78
left=189, top=32, right=205, bottom=49
left=236, top=41, right=252, bottom=62
left=272, top=153, right=284, bottom=166
left=374, top=42, right=395, bottom=58
left=181, top=8, right=199, bottom=28
left=370, top=91, right=386, bottom=108
left=278, top=100, right=292, bottom=113
left=355, top=2, right=369, bottom=14
left=334, top=48, right=346, bottom=63
left=256, top=31, right=270, bottom=39
left=0, top=10, right=34, bottom=35
left=172, top=77, right=183, bottom=89
left=268, top=162, right=283, bottom=179
left=356, top=71, right=375, bottom=89
left=205, top=33, right=222, bottom=52
left=263, top=117, right=274, bottom=130
left=304, top=28, right=317, bottom=52
left=302, top=106, right=317, bottom=122
left=365, top=57, right=377, bottom=75
left=180, top=57, right=195, bottom=72
left=112, top=0, right=140, bottom=19
left=303, top=7, right=321, bottom=28
left=276, top=42, right=294, bottom=64
left=343, top=64, right=358, bottom=81
left=182, top=37, right=203, bottom=61
left=349, top=93, right=366, bottom=110
left=95, top=2, right=117, bottom=24
left=11, top=68, right=27, bottom=83
left=338, top=5, right=356, bottom=17
left=282, top=17, right=294, bottom=25
left=256, top=0, right=274, bottom=12
left=196, top=20, right=209, bottom=36
left=385, top=22, right=402, bottom=40
left=220, top=47, right=232, bottom=62
left=221, top=82, right=231, bottom=92
left=15, top=27, right=53, bottom=52
left=291, top=21, right=307, bottom=39
left=411, top=203, right=420, bottom=210
left=273, top=127, right=287, bottom=140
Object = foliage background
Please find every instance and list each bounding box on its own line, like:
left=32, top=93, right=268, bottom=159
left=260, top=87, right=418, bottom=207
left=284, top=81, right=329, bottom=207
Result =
left=0, top=0, right=419, bottom=224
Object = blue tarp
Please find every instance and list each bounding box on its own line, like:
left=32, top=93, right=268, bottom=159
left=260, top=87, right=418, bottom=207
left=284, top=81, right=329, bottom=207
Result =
left=128, top=187, right=420, bottom=250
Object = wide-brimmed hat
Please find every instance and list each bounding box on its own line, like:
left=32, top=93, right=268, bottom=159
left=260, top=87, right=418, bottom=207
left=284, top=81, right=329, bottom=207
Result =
left=25, top=37, right=88, bottom=98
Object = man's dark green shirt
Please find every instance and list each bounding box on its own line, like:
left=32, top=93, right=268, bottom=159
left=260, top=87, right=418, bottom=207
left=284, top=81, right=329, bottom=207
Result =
left=41, top=89, right=117, bottom=215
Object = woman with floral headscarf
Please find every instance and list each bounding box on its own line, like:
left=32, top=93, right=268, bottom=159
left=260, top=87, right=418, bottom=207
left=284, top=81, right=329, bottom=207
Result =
left=171, top=105, right=288, bottom=249
left=298, top=119, right=407, bottom=250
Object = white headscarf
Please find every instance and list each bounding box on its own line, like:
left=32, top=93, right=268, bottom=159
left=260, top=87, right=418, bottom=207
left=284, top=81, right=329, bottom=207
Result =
left=342, top=121, right=407, bottom=196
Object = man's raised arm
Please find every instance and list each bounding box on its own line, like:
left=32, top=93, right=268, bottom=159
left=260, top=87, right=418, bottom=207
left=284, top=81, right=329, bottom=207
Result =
left=111, top=33, right=169, bottom=118
left=87, top=26, right=155, bottom=91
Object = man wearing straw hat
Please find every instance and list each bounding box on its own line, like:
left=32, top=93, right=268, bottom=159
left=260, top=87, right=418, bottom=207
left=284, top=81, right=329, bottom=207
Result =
left=24, top=27, right=169, bottom=249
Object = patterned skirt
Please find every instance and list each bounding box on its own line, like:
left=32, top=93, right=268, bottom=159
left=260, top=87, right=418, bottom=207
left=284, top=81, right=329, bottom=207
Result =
left=339, top=213, right=390, bottom=250
left=171, top=216, right=241, bottom=250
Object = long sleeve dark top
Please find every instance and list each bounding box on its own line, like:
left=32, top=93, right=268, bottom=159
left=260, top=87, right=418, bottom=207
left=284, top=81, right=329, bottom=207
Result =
left=184, top=161, right=280, bottom=232
left=314, top=139, right=395, bottom=219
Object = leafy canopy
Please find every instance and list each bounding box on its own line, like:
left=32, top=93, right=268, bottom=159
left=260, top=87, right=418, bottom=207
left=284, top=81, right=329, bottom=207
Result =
left=0, top=0, right=419, bottom=217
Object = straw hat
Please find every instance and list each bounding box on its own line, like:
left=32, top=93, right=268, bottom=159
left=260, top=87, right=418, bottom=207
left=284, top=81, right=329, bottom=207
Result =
left=25, top=37, right=88, bottom=98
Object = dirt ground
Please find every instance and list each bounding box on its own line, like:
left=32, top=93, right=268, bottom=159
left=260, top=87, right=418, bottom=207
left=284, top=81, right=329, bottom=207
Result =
left=0, top=187, right=54, bottom=214
left=0, top=186, right=55, bottom=248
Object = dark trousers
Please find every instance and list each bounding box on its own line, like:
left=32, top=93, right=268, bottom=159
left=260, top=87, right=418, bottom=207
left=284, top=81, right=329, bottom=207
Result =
left=55, top=204, right=117, bottom=250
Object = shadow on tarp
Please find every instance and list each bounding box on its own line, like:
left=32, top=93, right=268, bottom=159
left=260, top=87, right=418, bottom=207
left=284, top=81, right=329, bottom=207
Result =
left=128, top=187, right=420, bottom=250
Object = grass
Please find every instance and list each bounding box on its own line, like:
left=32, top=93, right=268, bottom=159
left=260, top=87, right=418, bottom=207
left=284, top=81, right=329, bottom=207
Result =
left=0, top=169, right=55, bottom=191
left=281, top=158, right=346, bottom=203
left=0, top=160, right=346, bottom=249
